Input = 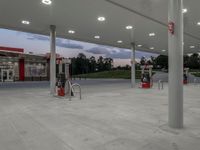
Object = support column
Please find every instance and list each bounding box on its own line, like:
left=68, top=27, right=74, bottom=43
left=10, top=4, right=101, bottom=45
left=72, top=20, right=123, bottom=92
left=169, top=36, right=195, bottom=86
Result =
left=168, top=0, right=184, bottom=128
left=50, top=25, right=56, bottom=95
left=131, top=42, right=136, bottom=88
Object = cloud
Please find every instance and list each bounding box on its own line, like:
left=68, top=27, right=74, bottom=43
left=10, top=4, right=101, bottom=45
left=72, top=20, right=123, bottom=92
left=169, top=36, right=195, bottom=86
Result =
left=56, top=39, right=84, bottom=49
left=26, top=35, right=84, bottom=49
left=135, top=51, right=158, bottom=58
left=26, top=34, right=50, bottom=41
left=86, top=47, right=111, bottom=55
left=87, top=46, right=131, bottom=59
left=23, top=31, right=157, bottom=58
left=86, top=46, right=158, bottom=59
left=108, top=50, right=131, bottom=59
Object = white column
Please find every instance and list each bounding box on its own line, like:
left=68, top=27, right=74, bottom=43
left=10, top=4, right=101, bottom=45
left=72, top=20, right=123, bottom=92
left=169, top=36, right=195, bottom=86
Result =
left=131, top=42, right=136, bottom=88
left=168, top=0, right=184, bottom=128
left=50, top=25, right=56, bottom=95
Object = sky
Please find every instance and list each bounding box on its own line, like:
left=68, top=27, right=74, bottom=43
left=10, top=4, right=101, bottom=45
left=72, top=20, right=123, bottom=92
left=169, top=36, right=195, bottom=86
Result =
left=0, top=28, right=158, bottom=67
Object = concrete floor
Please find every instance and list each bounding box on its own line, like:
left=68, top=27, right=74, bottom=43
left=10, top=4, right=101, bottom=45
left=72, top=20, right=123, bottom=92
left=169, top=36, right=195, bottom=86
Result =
left=0, top=79, right=200, bottom=150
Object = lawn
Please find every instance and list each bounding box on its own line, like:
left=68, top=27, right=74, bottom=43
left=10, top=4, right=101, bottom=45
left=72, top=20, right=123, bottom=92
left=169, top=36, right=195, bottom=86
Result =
left=191, top=72, right=200, bottom=77
left=74, top=70, right=200, bottom=79
left=74, top=70, right=142, bottom=79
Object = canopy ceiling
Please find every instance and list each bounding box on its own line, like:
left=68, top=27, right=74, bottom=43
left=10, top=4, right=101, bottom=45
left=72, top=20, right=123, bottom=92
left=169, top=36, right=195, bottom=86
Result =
left=0, top=0, right=200, bottom=54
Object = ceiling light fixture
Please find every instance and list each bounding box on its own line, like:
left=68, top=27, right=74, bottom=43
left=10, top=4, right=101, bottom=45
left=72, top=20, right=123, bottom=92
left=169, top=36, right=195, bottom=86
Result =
left=117, top=40, right=123, bottom=43
left=182, top=8, right=188, bottom=14
left=197, top=22, right=200, bottom=26
left=190, top=46, right=195, bottom=49
left=98, top=16, right=106, bottom=22
left=150, top=47, right=155, bottom=50
left=68, top=30, right=75, bottom=34
left=162, top=50, right=166, bottom=52
left=22, top=20, right=30, bottom=25
left=126, top=25, right=133, bottom=30
left=42, top=0, right=52, bottom=5
left=149, top=33, right=155, bottom=37
left=94, top=35, right=100, bottom=39
left=137, top=45, right=142, bottom=47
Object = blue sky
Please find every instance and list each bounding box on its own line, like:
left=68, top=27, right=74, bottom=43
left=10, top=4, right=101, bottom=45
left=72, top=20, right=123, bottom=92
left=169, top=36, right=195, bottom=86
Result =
left=0, top=28, right=158, bottom=66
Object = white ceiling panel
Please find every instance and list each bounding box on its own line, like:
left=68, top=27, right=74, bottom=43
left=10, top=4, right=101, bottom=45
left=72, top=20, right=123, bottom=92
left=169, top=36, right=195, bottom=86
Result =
left=0, top=0, right=199, bottom=54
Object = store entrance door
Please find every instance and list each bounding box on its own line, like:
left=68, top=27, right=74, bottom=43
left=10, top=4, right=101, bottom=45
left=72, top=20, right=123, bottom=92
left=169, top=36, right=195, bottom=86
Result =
left=1, top=69, right=14, bottom=82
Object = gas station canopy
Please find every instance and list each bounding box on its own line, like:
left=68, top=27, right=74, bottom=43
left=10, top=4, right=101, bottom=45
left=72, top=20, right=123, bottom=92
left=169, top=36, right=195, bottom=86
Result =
left=0, top=0, right=200, bottom=54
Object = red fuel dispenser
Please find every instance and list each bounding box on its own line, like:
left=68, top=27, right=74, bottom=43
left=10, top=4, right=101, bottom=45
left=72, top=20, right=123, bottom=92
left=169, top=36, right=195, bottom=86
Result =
left=56, top=73, right=66, bottom=96
left=56, top=58, right=71, bottom=97
left=140, top=65, right=153, bottom=89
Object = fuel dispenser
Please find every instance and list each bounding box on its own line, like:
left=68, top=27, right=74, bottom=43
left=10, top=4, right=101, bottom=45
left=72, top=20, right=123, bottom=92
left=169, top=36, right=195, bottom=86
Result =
left=141, top=65, right=153, bottom=88
left=183, top=68, right=189, bottom=84
left=56, top=58, right=71, bottom=97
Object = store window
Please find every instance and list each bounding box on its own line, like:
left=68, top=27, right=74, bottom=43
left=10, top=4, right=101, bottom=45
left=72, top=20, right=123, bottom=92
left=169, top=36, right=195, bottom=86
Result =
left=25, top=62, right=47, bottom=77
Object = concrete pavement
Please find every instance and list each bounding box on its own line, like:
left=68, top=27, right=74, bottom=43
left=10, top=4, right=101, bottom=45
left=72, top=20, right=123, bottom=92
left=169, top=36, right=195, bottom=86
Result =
left=0, top=79, right=200, bottom=150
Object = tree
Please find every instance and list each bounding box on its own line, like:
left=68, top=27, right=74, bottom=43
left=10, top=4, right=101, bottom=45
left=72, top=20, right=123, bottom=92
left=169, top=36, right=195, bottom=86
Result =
left=184, top=55, right=190, bottom=68
left=140, top=56, right=146, bottom=66
left=155, top=55, right=168, bottom=69
left=104, top=58, right=113, bottom=70
left=186, top=53, right=200, bottom=69
left=71, top=54, right=114, bottom=75
left=124, top=65, right=131, bottom=70
left=76, top=53, right=87, bottom=74
left=150, top=56, right=156, bottom=68
left=97, top=56, right=104, bottom=71
left=89, top=56, right=97, bottom=73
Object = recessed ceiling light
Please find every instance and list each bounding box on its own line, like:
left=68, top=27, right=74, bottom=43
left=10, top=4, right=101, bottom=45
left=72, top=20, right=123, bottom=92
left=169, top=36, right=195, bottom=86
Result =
left=68, top=30, right=75, bottom=34
left=190, top=46, right=195, bottom=49
left=182, top=8, right=188, bottom=14
left=98, top=17, right=106, bottom=22
left=42, top=0, right=52, bottom=5
left=137, top=45, right=142, bottom=47
left=117, top=40, right=123, bottom=44
left=150, top=47, right=155, bottom=50
left=197, top=22, right=200, bottom=26
left=22, top=20, right=30, bottom=25
left=162, top=49, right=166, bottom=52
left=126, top=25, right=133, bottom=30
left=94, top=35, right=100, bottom=39
left=149, top=33, right=155, bottom=37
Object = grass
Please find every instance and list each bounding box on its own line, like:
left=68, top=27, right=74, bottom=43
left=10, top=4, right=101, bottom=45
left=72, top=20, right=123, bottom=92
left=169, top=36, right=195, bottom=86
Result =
left=74, top=70, right=200, bottom=79
left=74, top=70, right=142, bottom=79
left=191, top=72, right=200, bottom=77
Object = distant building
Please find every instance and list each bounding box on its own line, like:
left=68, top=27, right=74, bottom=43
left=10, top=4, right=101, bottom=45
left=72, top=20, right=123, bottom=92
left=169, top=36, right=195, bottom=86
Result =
left=0, top=46, right=69, bottom=82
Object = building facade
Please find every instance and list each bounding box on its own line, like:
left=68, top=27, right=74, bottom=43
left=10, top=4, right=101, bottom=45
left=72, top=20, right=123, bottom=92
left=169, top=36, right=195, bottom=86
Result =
left=0, top=46, right=49, bottom=82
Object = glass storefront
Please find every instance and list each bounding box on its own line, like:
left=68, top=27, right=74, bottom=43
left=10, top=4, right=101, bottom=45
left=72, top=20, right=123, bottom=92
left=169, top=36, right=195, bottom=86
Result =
left=0, top=65, right=14, bottom=82
left=0, top=57, right=48, bottom=82
left=25, top=62, right=47, bottom=77
left=0, top=59, right=17, bottom=82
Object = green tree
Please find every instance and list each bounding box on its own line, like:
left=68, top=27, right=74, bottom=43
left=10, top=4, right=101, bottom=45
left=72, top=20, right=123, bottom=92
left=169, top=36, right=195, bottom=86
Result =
left=104, top=58, right=113, bottom=71
left=97, top=56, right=104, bottom=71
left=140, top=56, right=147, bottom=65
left=155, top=55, right=168, bottom=69
left=186, top=53, right=200, bottom=69
left=184, top=55, right=190, bottom=68
left=89, top=56, right=97, bottom=73
left=76, top=53, right=87, bottom=74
